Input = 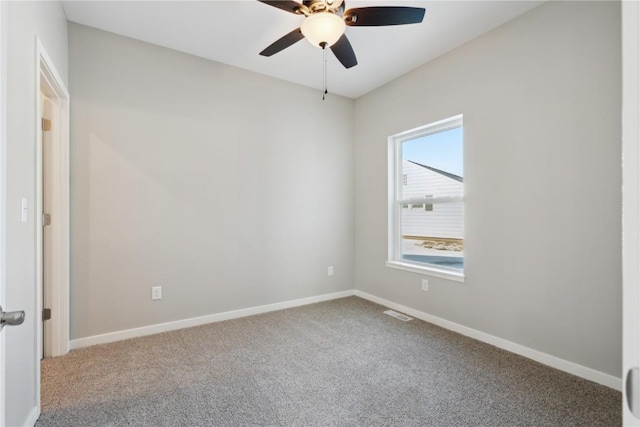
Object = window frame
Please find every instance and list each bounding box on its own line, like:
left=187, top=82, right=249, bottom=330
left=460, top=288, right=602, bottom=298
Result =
left=387, top=115, right=465, bottom=283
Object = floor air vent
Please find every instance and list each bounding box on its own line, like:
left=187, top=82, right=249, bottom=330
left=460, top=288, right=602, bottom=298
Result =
left=383, top=310, right=413, bottom=322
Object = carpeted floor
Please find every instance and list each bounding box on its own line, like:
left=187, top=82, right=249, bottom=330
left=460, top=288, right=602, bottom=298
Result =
left=37, top=297, right=621, bottom=426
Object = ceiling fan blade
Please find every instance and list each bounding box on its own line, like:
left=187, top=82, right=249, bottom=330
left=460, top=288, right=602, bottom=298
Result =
left=343, top=7, right=425, bottom=26
left=331, top=34, right=357, bottom=69
left=257, top=0, right=304, bottom=15
left=260, top=28, right=304, bottom=57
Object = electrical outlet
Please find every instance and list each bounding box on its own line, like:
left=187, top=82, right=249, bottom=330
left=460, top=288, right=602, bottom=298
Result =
left=421, top=279, right=429, bottom=292
left=151, top=286, right=162, bottom=300
left=328, top=266, right=334, bottom=276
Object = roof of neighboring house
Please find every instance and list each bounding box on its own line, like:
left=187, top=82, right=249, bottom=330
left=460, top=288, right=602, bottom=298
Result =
left=407, top=160, right=463, bottom=182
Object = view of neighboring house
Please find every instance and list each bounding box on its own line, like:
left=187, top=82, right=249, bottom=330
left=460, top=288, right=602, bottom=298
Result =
left=402, top=160, right=463, bottom=244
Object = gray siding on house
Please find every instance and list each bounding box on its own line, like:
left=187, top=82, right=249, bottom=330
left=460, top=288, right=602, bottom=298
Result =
left=402, top=160, right=463, bottom=239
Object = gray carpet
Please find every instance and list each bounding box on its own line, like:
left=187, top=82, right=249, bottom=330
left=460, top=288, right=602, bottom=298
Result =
left=37, top=297, right=620, bottom=426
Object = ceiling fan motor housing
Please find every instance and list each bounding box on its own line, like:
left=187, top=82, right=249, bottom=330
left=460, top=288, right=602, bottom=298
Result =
left=303, top=0, right=345, bottom=15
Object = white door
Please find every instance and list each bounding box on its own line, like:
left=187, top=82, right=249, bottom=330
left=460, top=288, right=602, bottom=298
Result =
left=0, top=129, right=34, bottom=426
left=0, top=63, right=4, bottom=423
left=623, top=1, right=640, bottom=425
left=0, top=98, right=33, bottom=425
left=1, top=3, right=5, bottom=423
left=0, top=4, right=39, bottom=425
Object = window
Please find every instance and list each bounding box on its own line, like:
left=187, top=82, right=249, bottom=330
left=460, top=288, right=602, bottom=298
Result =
left=387, top=115, right=464, bottom=282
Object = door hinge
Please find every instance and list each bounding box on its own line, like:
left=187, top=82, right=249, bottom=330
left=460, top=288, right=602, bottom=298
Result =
left=41, top=118, right=52, bottom=131
left=43, top=213, right=51, bottom=226
left=42, top=308, right=52, bottom=321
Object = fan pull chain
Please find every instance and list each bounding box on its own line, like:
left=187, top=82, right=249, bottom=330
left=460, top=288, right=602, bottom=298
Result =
left=321, top=42, right=328, bottom=100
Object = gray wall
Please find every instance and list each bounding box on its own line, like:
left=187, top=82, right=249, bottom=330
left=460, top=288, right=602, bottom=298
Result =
left=69, top=24, right=354, bottom=339
left=4, top=1, right=68, bottom=424
left=69, top=1, right=623, bottom=380
left=354, top=1, right=622, bottom=377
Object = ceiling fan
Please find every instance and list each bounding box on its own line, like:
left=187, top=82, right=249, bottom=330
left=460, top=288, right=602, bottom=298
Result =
left=258, top=0, right=426, bottom=69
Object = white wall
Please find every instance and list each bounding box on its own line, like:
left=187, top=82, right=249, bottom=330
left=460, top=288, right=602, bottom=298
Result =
left=4, top=1, right=67, bottom=425
left=354, top=1, right=622, bottom=378
left=68, top=24, right=354, bottom=340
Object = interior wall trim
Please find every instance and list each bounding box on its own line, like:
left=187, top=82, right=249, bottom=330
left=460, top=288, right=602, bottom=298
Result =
left=69, top=290, right=355, bottom=350
left=23, top=406, right=39, bottom=427
left=354, top=290, right=622, bottom=391
left=70, top=287, right=621, bottom=392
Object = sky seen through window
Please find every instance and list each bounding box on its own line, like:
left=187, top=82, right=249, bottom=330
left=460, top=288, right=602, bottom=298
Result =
left=402, top=127, right=463, bottom=177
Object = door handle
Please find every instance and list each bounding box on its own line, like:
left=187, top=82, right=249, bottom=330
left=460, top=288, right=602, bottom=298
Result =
left=628, top=367, right=640, bottom=418
left=0, top=304, right=25, bottom=330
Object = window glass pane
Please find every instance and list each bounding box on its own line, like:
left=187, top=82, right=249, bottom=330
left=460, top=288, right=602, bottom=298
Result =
left=400, top=125, right=463, bottom=270
left=401, top=127, right=463, bottom=200
left=401, top=203, right=464, bottom=269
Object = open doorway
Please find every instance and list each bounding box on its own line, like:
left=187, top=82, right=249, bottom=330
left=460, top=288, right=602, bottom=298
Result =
left=36, top=39, right=70, bottom=364
left=40, top=93, right=55, bottom=358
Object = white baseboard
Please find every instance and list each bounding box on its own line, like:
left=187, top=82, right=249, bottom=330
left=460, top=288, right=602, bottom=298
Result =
left=25, top=406, right=39, bottom=427
left=354, top=290, right=622, bottom=391
left=70, top=290, right=355, bottom=350
left=69, top=288, right=621, bottom=392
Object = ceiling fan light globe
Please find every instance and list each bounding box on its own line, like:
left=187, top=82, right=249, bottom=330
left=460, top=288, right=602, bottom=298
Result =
left=300, top=13, right=346, bottom=48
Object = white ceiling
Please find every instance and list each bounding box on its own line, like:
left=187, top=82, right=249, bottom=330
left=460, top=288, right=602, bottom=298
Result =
left=62, top=0, right=543, bottom=99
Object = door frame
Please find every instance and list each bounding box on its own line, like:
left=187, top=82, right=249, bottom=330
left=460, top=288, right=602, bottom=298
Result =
left=35, top=38, right=70, bottom=366
left=623, top=1, right=640, bottom=424
left=0, top=1, right=7, bottom=425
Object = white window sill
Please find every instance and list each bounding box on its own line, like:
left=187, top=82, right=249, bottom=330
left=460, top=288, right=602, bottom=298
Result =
left=386, top=260, right=465, bottom=283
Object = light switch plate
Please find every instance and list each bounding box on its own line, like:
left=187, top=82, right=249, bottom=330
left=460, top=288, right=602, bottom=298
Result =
left=21, top=198, right=28, bottom=223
